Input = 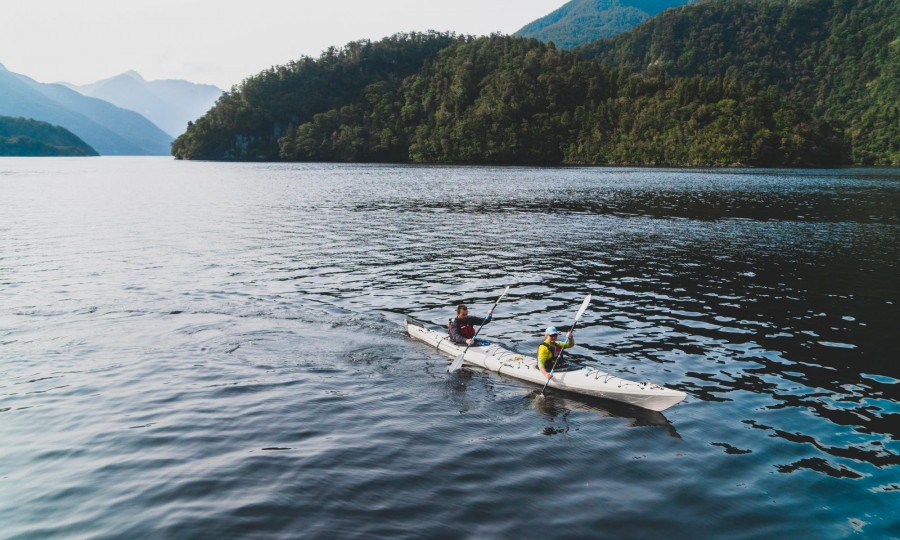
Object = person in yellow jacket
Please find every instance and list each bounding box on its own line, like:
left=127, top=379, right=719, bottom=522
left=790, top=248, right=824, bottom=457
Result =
left=537, top=326, right=574, bottom=380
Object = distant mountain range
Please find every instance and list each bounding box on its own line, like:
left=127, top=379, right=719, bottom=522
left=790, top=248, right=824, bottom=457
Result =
left=0, top=115, right=97, bottom=156
left=0, top=64, right=173, bottom=155
left=515, top=0, right=693, bottom=48
left=64, top=71, right=223, bottom=138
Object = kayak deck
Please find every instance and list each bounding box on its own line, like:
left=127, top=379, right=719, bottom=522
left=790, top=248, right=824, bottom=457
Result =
left=405, top=318, right=686, bottom=412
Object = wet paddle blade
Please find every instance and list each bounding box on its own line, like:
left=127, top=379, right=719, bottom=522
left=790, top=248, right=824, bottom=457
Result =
left=498, top=285, right=510, bottom=302
left=448, top=352, right=466, bottom=373
left=575, top=294, right=592, bottom=322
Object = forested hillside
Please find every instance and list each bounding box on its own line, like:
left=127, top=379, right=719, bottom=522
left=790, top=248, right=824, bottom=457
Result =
left=172, top=32, right=465, bottom=160
left=0, top=116, right=98, bottom=156
left=579, top=0, right=899, bottom=165
left=173, top=0, right=898, bottom=166
left=278, top=36, right=842, bottom=166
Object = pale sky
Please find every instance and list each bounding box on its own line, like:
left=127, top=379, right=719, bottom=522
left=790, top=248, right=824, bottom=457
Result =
left=0, top=0, right=566, bottom=90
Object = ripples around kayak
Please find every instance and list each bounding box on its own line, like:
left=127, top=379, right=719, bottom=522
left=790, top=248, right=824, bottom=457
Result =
left=1, top=158, right=898, bottom=539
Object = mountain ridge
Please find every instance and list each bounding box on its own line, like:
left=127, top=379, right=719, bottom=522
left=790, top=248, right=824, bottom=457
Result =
left=67, top=72, right=223, bottom=138
left=515, top=0, right=693, bottom=48
left=0, top=66, right=173, bottom=155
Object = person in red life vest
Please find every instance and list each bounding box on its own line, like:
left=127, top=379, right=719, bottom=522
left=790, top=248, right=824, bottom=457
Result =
left=537, top=326, right=574, bottom=380
left=448, top=304, right=491, bottom=345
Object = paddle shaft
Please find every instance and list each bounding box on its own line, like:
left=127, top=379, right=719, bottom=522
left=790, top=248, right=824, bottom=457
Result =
left=540, top=294, right=591, bottom=396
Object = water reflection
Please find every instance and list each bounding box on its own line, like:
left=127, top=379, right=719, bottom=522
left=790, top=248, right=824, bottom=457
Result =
left=526, top=390, right=680, bottom=439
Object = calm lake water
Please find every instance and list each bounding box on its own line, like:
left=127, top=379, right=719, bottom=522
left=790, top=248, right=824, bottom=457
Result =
left=1, top=158, right=898, bottom=539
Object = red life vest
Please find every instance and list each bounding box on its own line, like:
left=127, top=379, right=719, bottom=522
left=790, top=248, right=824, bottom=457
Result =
left=460, top=323, right=476, bottom=339
left=449, top=318, right=476, bottom=339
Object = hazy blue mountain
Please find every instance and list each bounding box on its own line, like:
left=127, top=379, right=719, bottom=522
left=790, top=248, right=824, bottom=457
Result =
left=70, top=71, right=223, bottom=137
left=515, top=0, right=693, bottom=48
left=0, top=115, right=98, bottom=156
left=0, top=64, right=173, bottom=155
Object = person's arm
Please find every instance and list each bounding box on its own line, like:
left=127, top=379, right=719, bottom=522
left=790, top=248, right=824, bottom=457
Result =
left=560, top=331, right=575, bottom=349
left=537, top=343, right=553, bottom=379
left=448, top=320, right=467, bottom=344
left=466, top=316, right=487, bottom=326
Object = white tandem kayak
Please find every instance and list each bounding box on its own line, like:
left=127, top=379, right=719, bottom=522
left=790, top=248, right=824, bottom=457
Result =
left=405, top=318, right=687, bottom=412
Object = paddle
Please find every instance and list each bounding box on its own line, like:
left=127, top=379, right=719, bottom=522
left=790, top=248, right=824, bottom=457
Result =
left=540, top=294, right=592, bottom=397
left=448, top=286, right=510, bottom=373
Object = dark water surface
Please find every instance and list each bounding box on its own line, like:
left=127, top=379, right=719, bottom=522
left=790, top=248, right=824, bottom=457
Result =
left=1, top=158, right=898, bottom=539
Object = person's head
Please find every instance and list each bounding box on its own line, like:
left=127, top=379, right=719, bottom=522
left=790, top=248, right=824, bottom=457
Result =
left=544, top=326, right=559, bottom=339
left=457, top=304, right=469, bottom=317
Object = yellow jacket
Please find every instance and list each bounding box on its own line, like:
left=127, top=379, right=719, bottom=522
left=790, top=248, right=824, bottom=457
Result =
left=537, top=337, right=574, bottom=370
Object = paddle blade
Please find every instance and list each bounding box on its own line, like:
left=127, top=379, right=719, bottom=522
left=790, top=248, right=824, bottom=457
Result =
left=498, top=285, right=510, bottom=301
left=575, top=294, right=592, bottom=321
left=448, top=352, right=466, bottom=373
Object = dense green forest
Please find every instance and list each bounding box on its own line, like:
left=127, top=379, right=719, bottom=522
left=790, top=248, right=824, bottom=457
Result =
left=172, top=0, right=898, bottom=166
left=0, top=116, right=98, bottom=157
left=173, top=32, right=465, bottom=160
left=579, top=0, right=899, bottom=165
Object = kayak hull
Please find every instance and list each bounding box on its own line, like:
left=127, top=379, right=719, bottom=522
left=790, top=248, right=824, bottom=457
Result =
left=405, top=319, right=686, bottom=412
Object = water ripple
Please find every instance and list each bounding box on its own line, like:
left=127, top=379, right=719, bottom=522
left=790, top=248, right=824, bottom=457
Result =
left=1, top=159, right=898, bottom=538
